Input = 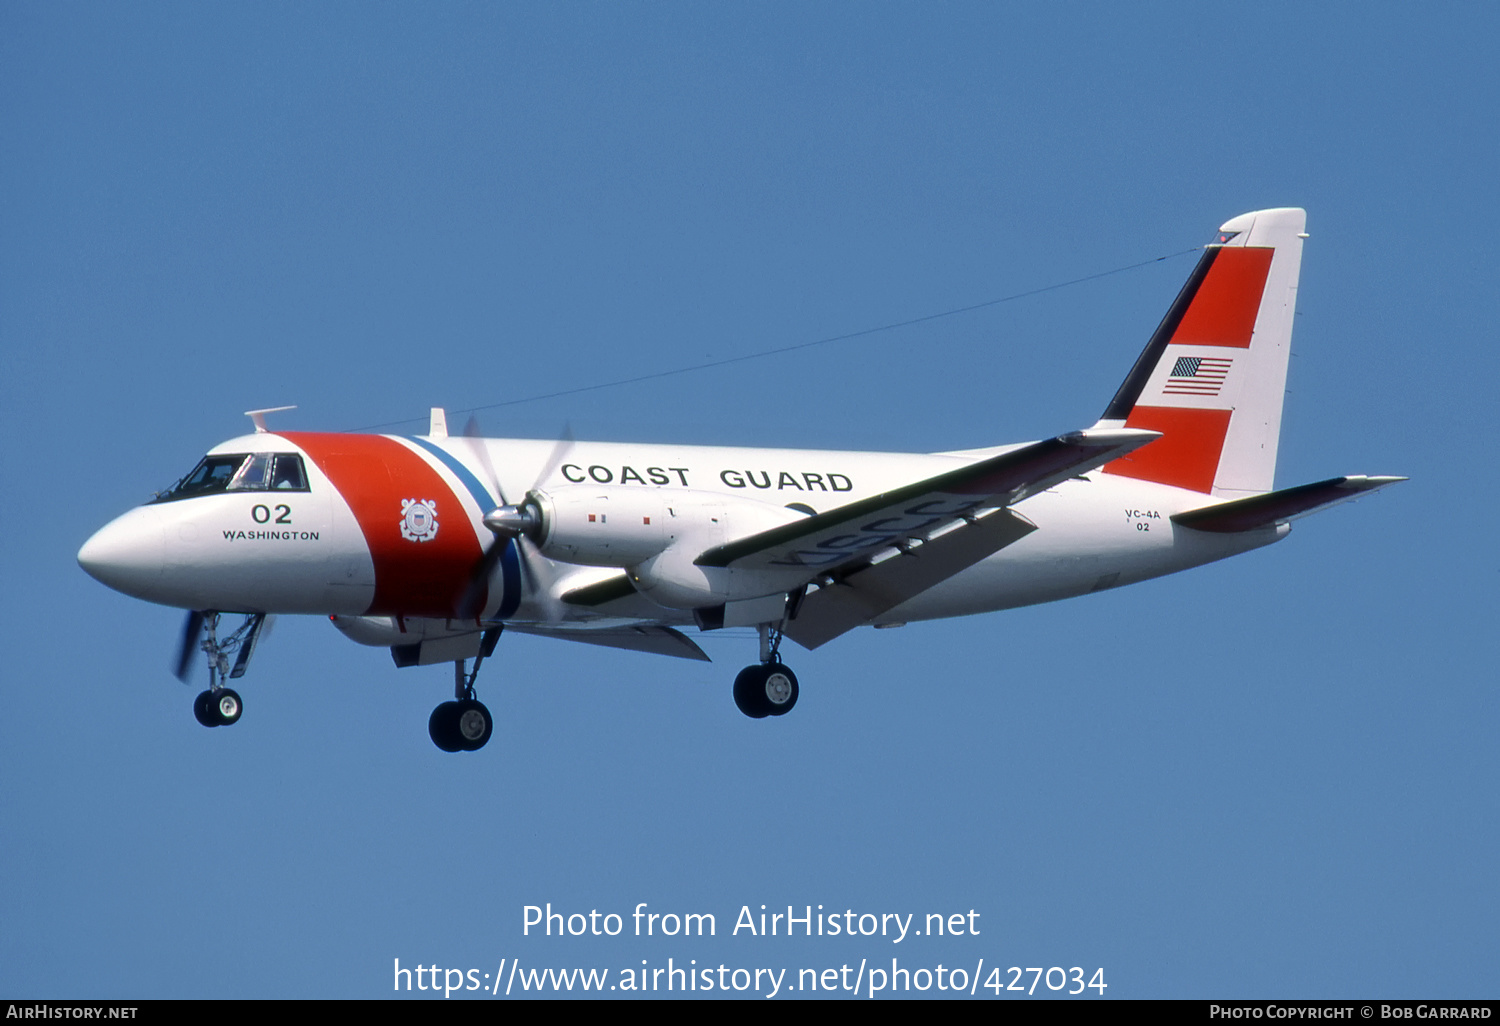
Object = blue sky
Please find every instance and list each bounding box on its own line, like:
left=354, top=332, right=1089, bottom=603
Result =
left=3, top=2, right=1495, bottom=999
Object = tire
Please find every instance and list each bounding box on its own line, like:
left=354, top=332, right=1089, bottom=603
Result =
left=733, top=664, right=770, bottom=718
left=428, top=701, right=463, bottom=752
left=194, top=691, right=219, bottom=728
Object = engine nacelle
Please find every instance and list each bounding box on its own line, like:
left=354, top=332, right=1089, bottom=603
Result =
left=533, top=486, right=809, bottom=574
left=533, top=487, right=674, bottom=566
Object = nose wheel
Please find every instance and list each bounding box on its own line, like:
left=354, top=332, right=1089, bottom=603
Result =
left=181, top=612, right=264, bottom=729
left=193, top=688, right=242, bottom=727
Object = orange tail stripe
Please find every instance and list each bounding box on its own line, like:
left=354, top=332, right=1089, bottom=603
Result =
left=1105, top=407, right=1232, bottom=493
left=1170, top=246, right=1273, bottom=349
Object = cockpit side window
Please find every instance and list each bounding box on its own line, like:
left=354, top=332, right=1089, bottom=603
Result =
left=271, top=454, right=308, bottom=490
left=152, top=452, right=310, bottom=503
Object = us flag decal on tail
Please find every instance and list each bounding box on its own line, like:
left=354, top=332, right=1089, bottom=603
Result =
left=1164, top=356, right=1233, bottom=396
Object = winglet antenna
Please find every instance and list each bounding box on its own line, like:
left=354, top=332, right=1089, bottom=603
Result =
left=245, top=406, right=298, bottom=433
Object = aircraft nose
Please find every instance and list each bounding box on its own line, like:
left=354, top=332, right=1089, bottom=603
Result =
left=78, top=506, right=165, bottom=599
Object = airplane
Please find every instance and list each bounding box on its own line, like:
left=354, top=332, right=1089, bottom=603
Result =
left=77, top=207, right=1403, bottom=752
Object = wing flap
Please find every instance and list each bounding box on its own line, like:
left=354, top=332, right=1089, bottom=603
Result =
left=1171, top=475, right=1406, bottom=533
left=695, top=428, right=1159, bottom=575
left=783, top=508, right=1038, bottom=650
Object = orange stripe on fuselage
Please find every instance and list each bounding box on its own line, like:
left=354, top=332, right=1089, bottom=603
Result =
left=283, top=432, right=481, bottom=618
left=1104, top=407, right=1232, bottom=494
left=1170, top=246, right=1273, bottom=348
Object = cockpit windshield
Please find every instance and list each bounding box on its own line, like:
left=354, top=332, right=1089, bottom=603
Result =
left=152, top=453, right=310, bottom=503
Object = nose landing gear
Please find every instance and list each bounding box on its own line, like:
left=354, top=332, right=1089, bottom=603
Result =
left=181, top=612, right=265, bottom=729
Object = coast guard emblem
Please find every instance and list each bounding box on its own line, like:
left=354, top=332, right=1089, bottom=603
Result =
left=399, top=498, right=439, bottom=542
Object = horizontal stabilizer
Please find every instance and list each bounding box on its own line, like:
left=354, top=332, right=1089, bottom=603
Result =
left=1171, top=475, right=1406, bottom=533
left=506, top=623, right=711, bottom=662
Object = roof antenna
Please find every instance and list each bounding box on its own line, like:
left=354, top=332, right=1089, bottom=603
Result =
left=245, top=406, right=297, bottom=433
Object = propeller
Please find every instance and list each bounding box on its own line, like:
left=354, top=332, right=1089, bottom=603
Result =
left=456, top=418, right=574, bottom=622
left=173, top=610, right=205, bottom=682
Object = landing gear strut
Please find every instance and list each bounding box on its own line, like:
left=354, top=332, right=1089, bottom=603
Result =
left=428, top=628, right=498, bottom=752
left=733, top=623, right=799, bottom=719
left=187, top=612, right=264, bottom=728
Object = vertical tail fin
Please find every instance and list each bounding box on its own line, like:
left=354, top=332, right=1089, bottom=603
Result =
left=1099, top=208, right=1306, bottom=496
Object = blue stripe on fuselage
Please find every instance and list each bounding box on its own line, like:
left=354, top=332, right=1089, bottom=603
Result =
left=406, top=436, right=497, bottom=509
left=405, top=436, right=522, bottom=619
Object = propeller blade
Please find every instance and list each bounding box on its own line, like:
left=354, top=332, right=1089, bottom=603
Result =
left=456, top=418, right=574, bottom=624
left=173, top=610, right=204, bottom=682
left=531, top=423, right=575, bottom=493
left=515, top=535, right=568, bottom=625
left=456, top=540, right=506, bottom=621
left=462, top=415, right=509, bottom=507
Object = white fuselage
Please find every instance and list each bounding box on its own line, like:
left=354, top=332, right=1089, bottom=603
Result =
left=78, top=430, right=1283, bottom=635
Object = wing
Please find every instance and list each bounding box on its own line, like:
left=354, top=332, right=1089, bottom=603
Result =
left=695, top=428, right=1160, bottom=575
left=545, top=430, right=1158, bottom=651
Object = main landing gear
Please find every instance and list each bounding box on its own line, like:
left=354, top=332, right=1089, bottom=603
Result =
left=183, top=612, right=265, bottom=729
left=428, top=628, right=499, bottom=752
left=733, top=623, right=799, bottom=719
